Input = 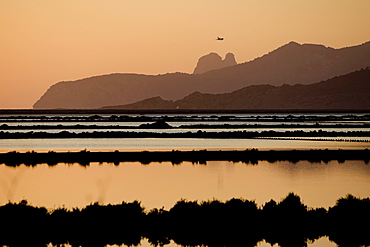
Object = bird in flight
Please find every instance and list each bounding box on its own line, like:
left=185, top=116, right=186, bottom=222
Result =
left=216, top=36, right=224, bottom=41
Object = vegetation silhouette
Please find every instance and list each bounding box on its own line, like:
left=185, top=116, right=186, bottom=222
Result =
left=0, top=149, right=369, bottom=167
left=0, top=194, right=369, bottom=247
left=0, top=130, right=369, bottom=139
left=327, top=195, right=370, bottom=247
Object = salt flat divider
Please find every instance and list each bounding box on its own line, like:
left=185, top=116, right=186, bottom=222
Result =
left=0, top=149, right=368, bottom=166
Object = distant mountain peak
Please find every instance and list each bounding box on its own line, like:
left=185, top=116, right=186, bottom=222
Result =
left=287, top=41, right=300, bottom=46
left=33, top=40, right=370, bottom=109
left=186, top=91, right=203, bottom=97
left=193, top=52, right=237, bottom=74
left=282, top=41, right=338, bottom=52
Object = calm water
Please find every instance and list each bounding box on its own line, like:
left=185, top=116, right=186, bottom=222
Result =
left=1, top=113, right=369, bottom=247
left=1, top=160, right=369, bottom=246
left=0, top=138, right=369, bottom=152
left=1, top=160, right=369, bottom=210
left=1, top=113, right=368, bottom=151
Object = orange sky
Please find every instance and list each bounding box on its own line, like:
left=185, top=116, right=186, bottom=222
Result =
left=0, top=0, right=369, bottom=108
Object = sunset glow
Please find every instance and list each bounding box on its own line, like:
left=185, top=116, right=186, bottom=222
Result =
left=0, top=0, right=369, bottom=108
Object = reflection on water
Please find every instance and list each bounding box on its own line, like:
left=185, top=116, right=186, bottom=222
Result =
left=0, top=138, right=369, bottom=153
left=140, top=237, right=338, bottom=247
left=1, top=113, right=368, bottom=247
left=1, top=160, right=369, bottom=210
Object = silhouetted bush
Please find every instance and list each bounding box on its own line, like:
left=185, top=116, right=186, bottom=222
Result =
left=0, top=194, right=369, bottom=247
left=0, top=149, right=369, bottom=167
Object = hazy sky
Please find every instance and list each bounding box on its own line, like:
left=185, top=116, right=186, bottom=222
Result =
left=1, top=0, right=369, bottom=108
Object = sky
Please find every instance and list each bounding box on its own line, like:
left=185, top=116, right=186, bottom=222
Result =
left=0, top=0, right=369, bottom=109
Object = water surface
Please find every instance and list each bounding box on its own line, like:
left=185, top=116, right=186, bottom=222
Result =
left=1, top=160, right=368, bottom=210
left=0, top=138, right=369, bottom=153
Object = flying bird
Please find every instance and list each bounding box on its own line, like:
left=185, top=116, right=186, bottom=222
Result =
left=216, top=36, right=224, bottom=41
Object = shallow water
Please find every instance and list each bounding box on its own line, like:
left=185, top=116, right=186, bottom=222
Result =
left=1, top=113, right=369, bottom=247
left=0, top=137, right=369, bottom=153
left=1, top=160, right=369, bottom=210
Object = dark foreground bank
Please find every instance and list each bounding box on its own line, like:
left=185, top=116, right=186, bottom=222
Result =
left=0, top=149, right=369, bottom=166
left=1, top=193, right=369, bottom=247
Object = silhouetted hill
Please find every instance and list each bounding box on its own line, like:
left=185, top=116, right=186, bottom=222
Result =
left=113, top=96, right=175, bottom=109
left=34, top=73, right=193, bottom=109
left=108, top=68, right=370, bottom=109
left=34, top=41, right=370, bottom=109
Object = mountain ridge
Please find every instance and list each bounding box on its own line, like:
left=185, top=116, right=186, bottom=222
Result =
left=33, top=41, right=370, bottom=109
left=104, top=68, right=370, bottom=110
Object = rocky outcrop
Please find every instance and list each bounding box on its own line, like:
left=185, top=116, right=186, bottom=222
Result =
left=114, top=96, right=175, bottom=109
left=193, top=52, right=237, bottom=74
left=34, top=41, right=370, bottom=109
left=107, top=68, right=370, bottom=110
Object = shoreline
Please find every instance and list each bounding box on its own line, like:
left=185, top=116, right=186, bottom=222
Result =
left=1, top=109, right=370, bottom=115
left=1, top=149, right=369, bottom=166
left=1, top=123, right=369, bottom=129
left=0, top=130, right=369, bottom=139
